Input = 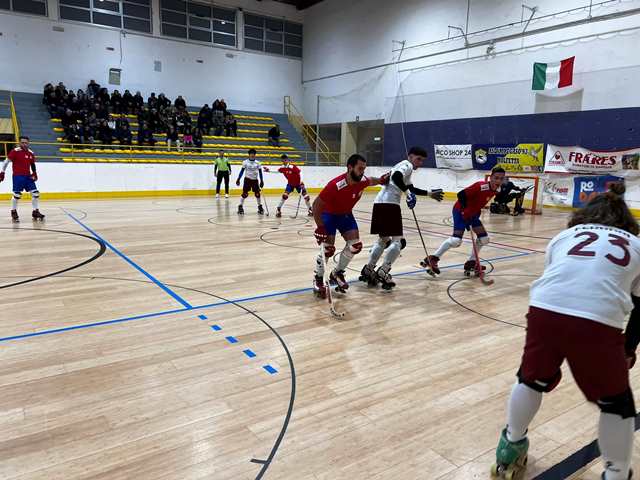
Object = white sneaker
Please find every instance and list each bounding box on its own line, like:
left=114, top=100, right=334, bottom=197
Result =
left=225, top=194, right=229, bottom=198
left=215, top=194, right=220, bottom=199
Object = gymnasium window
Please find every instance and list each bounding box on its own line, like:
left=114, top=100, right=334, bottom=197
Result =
left=243, top=13, right=302, bottom=59
left=59, top=0, right=152, bottom=34
left=161, top=0, right=237, bottom=48
left=0, top=0, right=47, bottom=17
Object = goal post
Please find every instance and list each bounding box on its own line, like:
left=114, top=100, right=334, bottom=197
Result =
left=484, top=174, right=544, bottom=215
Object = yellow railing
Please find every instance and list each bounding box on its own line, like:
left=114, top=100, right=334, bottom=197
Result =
left=0, top=140, right=347, bottom=166
left=283, top=96, right=339, bottom=165
left=9, top=93, right=20, bottom=143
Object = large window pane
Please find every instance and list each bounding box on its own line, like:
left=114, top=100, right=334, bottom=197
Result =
left=123, top=16, right=150, bottom=32
left=244, top=37, right=263, bottom=51
left=244, top=14, right=263, bottom=27
left=244, top=25, right=262, bottom=39
left=93, top=0, right=119, bottom=13
left=0, top=0, right=9, bottom=10
left=265, top=42, right=283, bottom=55
left=60, top=0, right=90, bottom=8
left=213, top=7, right=234, bottom=22
left=266, top=31, right=282, bottom=42
left=285, top=22, right=302, bottom=35
left=123, top=3, right=149, bottom=18
left=93, top=11, right=122, bottom=27
left=162, top=9, right=186, bottom=24
left=189, top=15, right=209, bottom=28
left=188, top=2, right=209, bottom=17
left=285, top=33, right=302, bottom=46
left=126, top=0, right=150, bottom=5
left=214, top=32, right=235, bottom=46
left=213, top=19, right=234, bottom=34
left=60, top=5, right=91, bottom=21
left=13, top=0, right=47, bottom=15
left=188, top=28, right=211, bottom=42
left=161, top=0, right=185, bottom=12
left=285, top=45, right=302, bottom=58
left=265, top=18, right=283, bottom=32
left=162, top=22, right=186, bottom=38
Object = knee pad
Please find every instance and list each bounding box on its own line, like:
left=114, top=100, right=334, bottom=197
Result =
left=477, top=235, right=490, bottom=246
left=12, top=192, right=21, bottom=200
left=400, top=238, right=407, bottom=250
left=518, top=368, right=562, bottom=393
left=449, top=236, right=463, bottom=248
left=30, top=190, right=40, bottom=198
left=241, top=193, right=248, bottom=198
left=304, top=195, right=310, bottom=202
left=347, top=240, right=363, bottom=255
left=380, top=236, right=391, bottom=249
left=597, top=388, right=636, bottom=419
left=282, top=193, right=289, bottom=200
left=323, top=244, right=336, bottom=258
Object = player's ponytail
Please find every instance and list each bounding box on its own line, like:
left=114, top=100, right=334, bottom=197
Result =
left=568, top=181, right=639, bottom=235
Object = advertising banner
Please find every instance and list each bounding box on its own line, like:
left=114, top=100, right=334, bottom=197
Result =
left=545, top=145, right=640, bottom=174
left=572, top=175, right=624, bottom=208
left=472, top=144, right=545, bottom=172
left=434, top=145, right=473, bottom=170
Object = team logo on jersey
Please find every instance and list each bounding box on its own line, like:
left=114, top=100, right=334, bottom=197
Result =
left=336, top=179, right=347, bottom=190
left=474, top=148, right=488, bottom=165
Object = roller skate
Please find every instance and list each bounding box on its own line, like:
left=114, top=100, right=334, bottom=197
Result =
left=215, top=193, right=220, bottom=199
left=359, top=264, right=378, bottom=287
left=420, top=255, right=440, bottom=275
left=329, top=269, right=349, bottom=293
left=237, top=205, right=244, bottom=215
left=225, top=194, right=229, bottom=199
left=376, top=265, right=396, bottom=290
left=464, top=260, right=486, bottom=277
left=601, top=469, right=633, bottom=479
left=10, top=209, right=19, bottom=223
left=275, top=207, right=282, bottom=218
left=491, top=428, right=529, bottom=480
left=32, top=209, right=45, bottom=221
left=258, top=204, right=264, bottom=215
left=313, top=275, right=327, bottom=299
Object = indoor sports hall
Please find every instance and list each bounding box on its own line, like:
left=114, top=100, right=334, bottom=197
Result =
left=0, top=1, right=639, bottom=479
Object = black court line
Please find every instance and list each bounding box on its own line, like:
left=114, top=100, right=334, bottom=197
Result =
left=0, top=273, right=295, bottom=480
left=0, top=227, right=106, bottom=289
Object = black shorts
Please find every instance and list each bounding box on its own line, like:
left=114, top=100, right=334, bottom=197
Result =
left=242, top=178, right=260, bottom=196
left=370, top=203, right=403, bottom=237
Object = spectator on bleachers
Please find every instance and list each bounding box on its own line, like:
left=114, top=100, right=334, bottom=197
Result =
left=117, top=121, right=133, bottom=146
left=134, top=91, right=144, bottom=112
left=87, top=80, right=100, bottom=97
left=183, top=124, right=193, bottom=150
left=76, top=91, right=90, bottom=112
left=224, top=113, right=238, bottom=137
left=193, top=129, right=204, bottom=150
left=111, top=90, right=123, bottom=114
left=65, top=123, right=82, bottom=144
left=197, top=104, right=212, bottom=135
left=174, top=95, right=187, bottom=111
left=147, top=93, right=158, bottom=110
left=97, top=119, right=113, bottom=146
left=97, top=88, right=111, bottom=107
left=149, top=108, right=162, bottom=133
left=122, top=90, right=134, bottom=114
left=61, top=109, right=76, bottom=129
left=43, top=83, right=54, bottom=101
left=268, top=124, right=281, bottom=147
left=83, top=112, right=98, bottom=143
left=158, top=93, right=171, bottom=111
left=219, top=98, right=228, bottom=113
left=166, top=125, right=181, bottom=151
left=94, top=102, right=109, bottom=120
left=137, top=121, right=156, bottom=147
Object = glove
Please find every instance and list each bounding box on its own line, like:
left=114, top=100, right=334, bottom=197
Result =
left=263, top=166, right=270, bottom=172
left=0, top=171, right=4, bottom=182
left=31, top=172, right=38, bottom=181
left=379, top=172, right=391, bottom=185
left=314, top=226, right=328, bottom=245
left=406, top=192, right=417, bottom=210
left=260, top=181, right=264, bottom=189
left=236, top=180, right=240, bottom=186
left=429, top=188, right=444, bottom=202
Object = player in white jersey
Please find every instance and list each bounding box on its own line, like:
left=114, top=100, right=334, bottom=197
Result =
left=235, top=148, right=264, bottom=215
left=360, top=146, right=444, bottom=289
left=491, top=183, right=640, bottom=480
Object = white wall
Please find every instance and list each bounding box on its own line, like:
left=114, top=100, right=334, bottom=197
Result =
left=302, top=0, right=640, bottom=123
left=0, top=7, right=303, bottom=113
left=22, top=162, right=640, bottom=211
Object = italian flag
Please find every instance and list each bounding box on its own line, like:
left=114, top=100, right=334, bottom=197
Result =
left=532, top=56, right=575, bottom=90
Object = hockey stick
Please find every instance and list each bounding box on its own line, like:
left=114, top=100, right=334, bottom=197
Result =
left=262, top=193, right=270, bottom=217
left=469, top=228, right=494, bottom=286
left=290, top=193, right=302, bottom=219
left=321, top=243, right=345, bottom=318
left=412, top=209, right=436, bottom=277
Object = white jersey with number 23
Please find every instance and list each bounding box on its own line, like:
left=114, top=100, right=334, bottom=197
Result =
left=530, top=223, right=640, bottom=330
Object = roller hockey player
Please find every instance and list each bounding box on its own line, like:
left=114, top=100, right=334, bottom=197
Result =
left=492, top=183, right=639, bottom=480
left=235, top=148, right=264, bottom=215
left=359, top=146, right=444, bottom=290
left=0, top=136, right=44, bottom=222
left=425, top=166, right=505, bottom=276
left=264, top=154, right=312, bottom=218
left=312, top=153, right=389, bottom=297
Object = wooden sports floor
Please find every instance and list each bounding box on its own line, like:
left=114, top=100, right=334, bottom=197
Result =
left=1, top=193, right=638, bottom=480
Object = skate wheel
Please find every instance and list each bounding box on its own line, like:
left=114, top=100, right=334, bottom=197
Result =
left=490, top=464, right=499, bottom=477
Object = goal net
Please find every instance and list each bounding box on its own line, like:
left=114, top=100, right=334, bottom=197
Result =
left=484, top=174, right=544, bottom=215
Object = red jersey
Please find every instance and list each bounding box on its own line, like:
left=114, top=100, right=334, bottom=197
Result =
left=8, top=147, right=36, bottom=176
left=278, top=165, right=301, bottom=186
left=319, top=173, right=371, bottom=215
left=454, top=180, right=499, bottom=218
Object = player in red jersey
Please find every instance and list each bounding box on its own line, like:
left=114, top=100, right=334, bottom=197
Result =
left=312, top=153, right=389, bottom=297
left=491, top=183, right=640, bottom=480
left=0, top=136, right=44, bottom=222
left=426, top=166, right=505, bottom=275
left=264, top=154, right=312, bottom=217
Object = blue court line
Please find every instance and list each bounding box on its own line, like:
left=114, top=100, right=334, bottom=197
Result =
left=65, top=210, right=193, bottom=309
left=198, top=315, right=208, bottom=320
left=263, top=365, right=278, bottom=374
left=243, top=349, right=257, bottom=358
left=0, top=252, right=530, bottom=344
left=211, top=325, right=222, bottom=331
left=225, top=336, right=239, bottom=344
